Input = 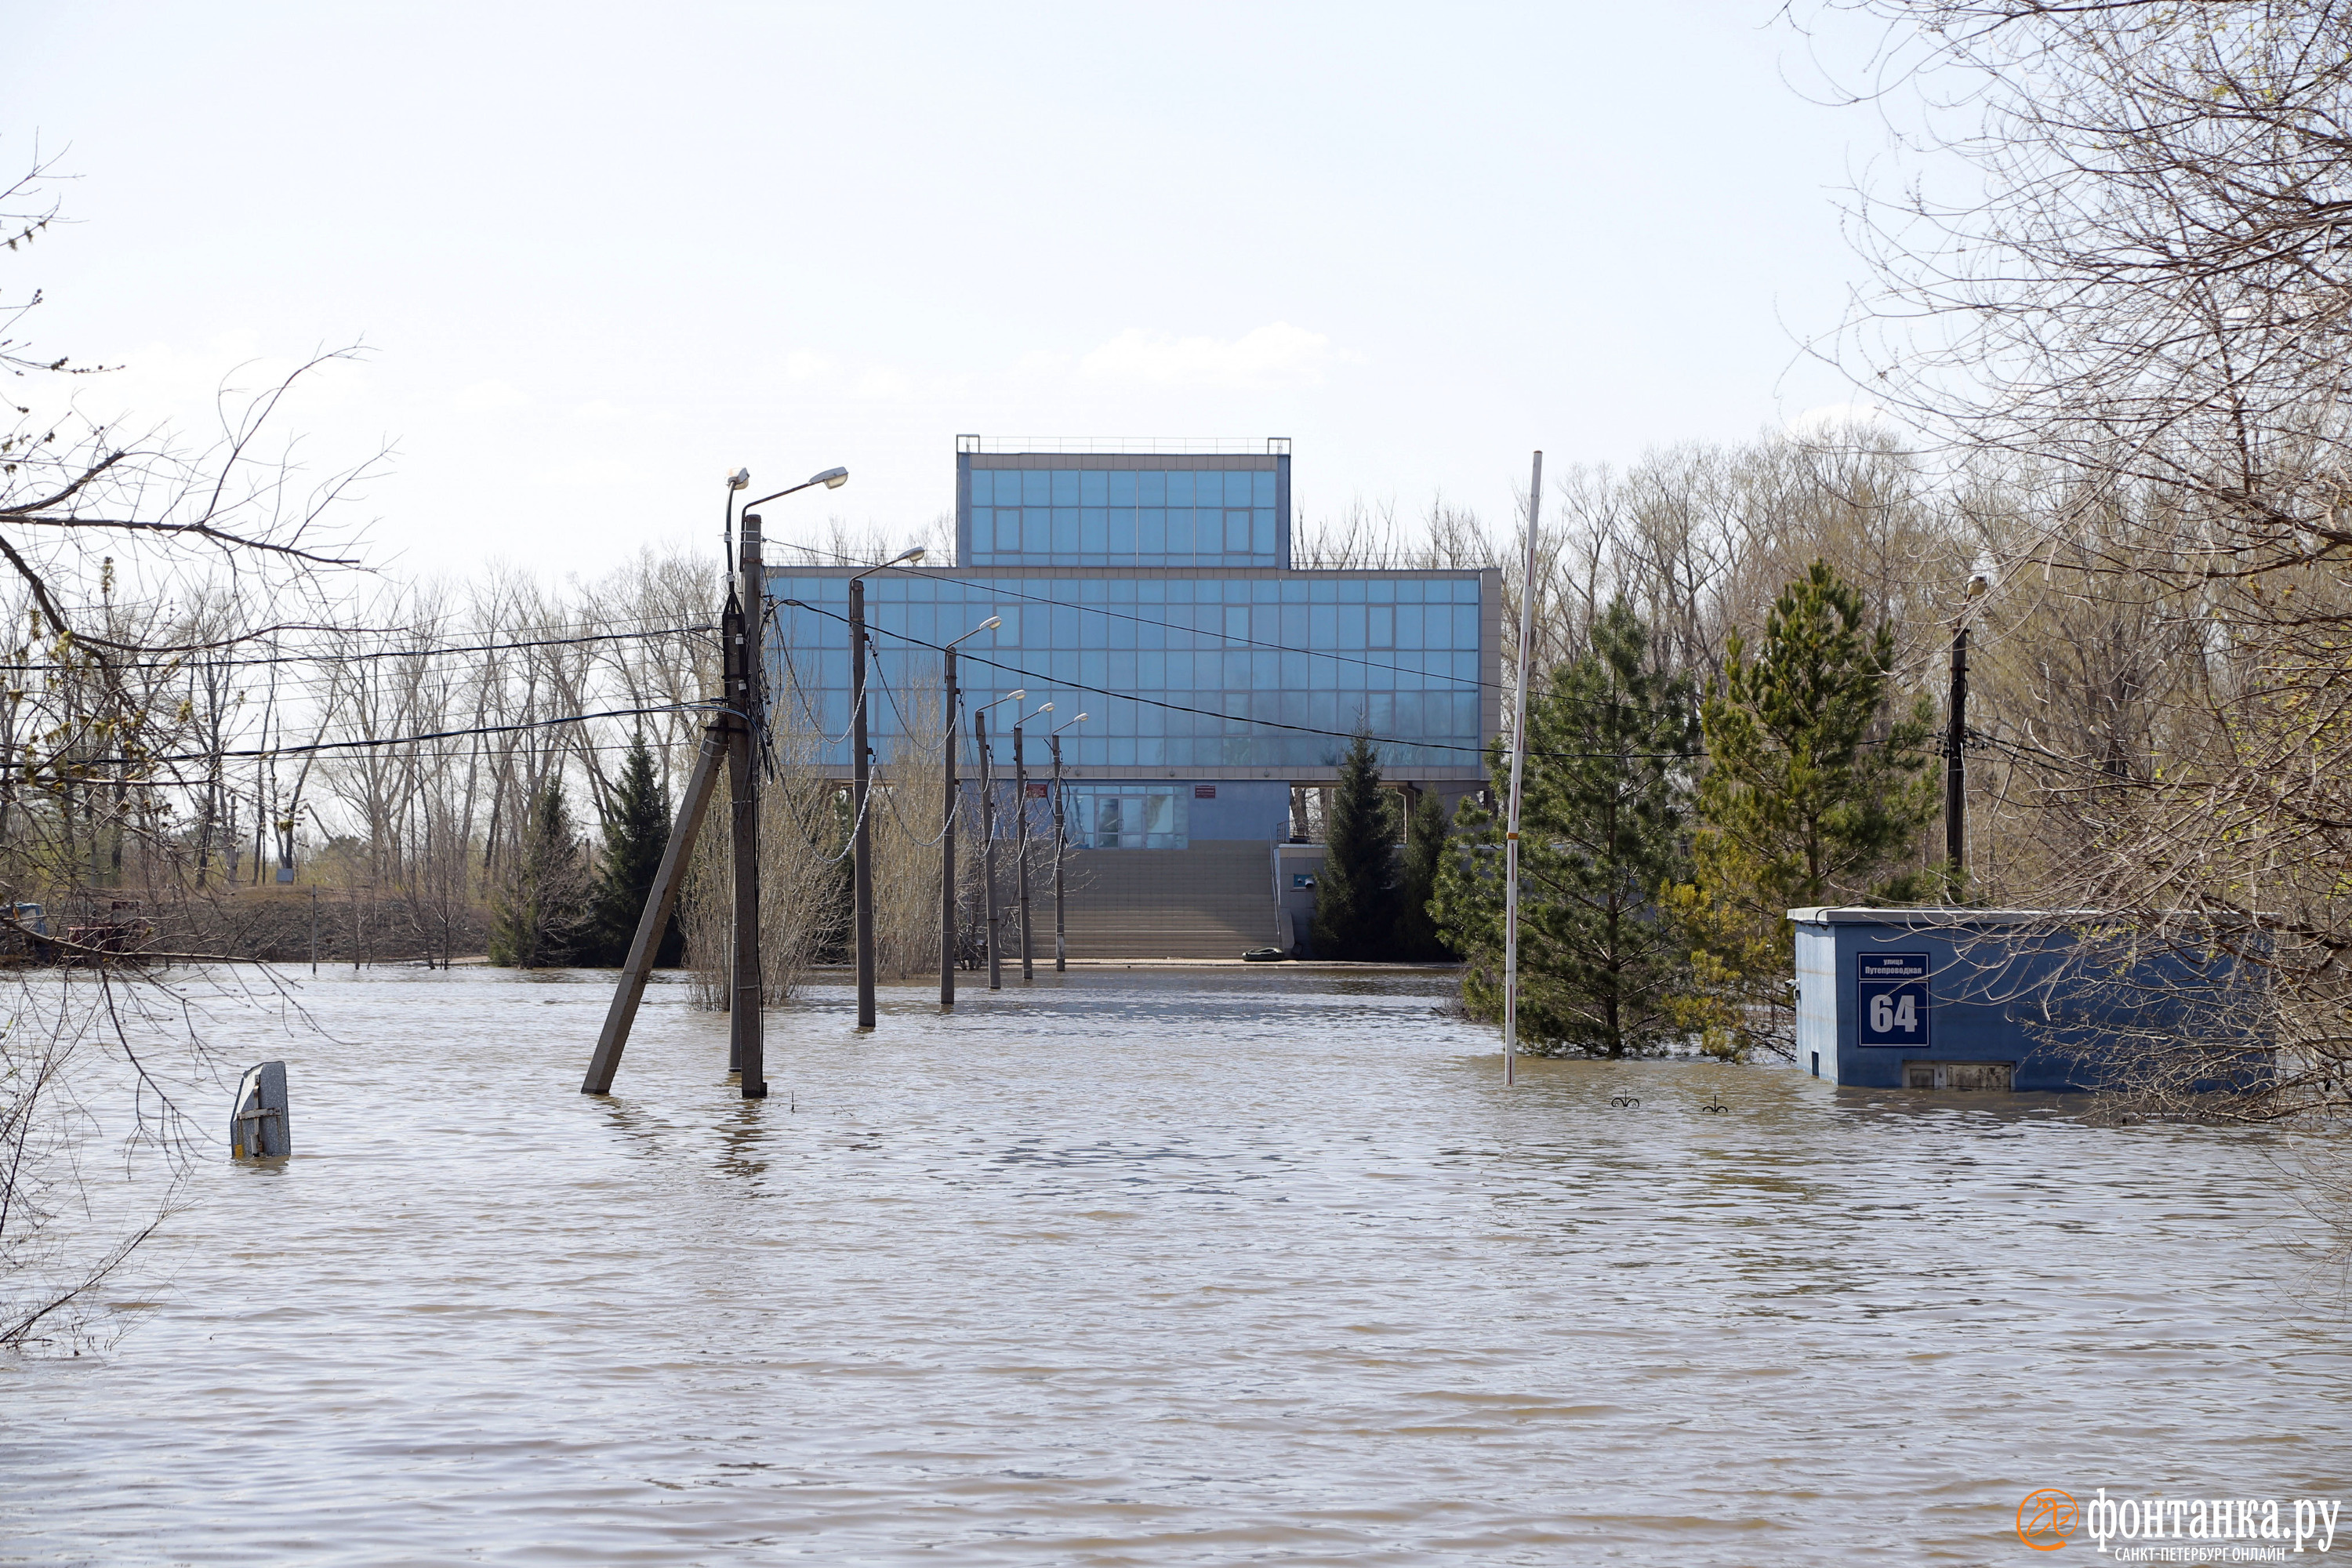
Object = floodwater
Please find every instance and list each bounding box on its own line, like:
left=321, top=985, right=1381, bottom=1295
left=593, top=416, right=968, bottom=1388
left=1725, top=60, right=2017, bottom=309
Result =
left=3, top=967, right=2349, bottom=1566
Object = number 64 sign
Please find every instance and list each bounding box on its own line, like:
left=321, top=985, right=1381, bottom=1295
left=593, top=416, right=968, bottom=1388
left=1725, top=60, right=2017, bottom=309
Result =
left=1857, top=953, right=1932, bottom=1048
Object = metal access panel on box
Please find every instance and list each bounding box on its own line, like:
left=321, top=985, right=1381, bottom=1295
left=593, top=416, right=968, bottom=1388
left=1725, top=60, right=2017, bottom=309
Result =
left=1857, top=952, right=1931, bottom=1048
left=1904, top=1061, right=2014, bottom=1091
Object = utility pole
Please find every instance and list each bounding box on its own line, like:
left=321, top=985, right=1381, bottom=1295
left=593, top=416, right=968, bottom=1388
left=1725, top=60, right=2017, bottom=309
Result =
left=941, top=639, right=960, bottom=1007
left=1013, top=703, right=1049, bottom=982
left=1050, top=710, right=1087, bottom=973
left=727, top=514, right=767, bottom=1097
left=970, top=688, right=1022, bottom=993
left=1945, top=574, right=1986, bottom=902
left=851, top=574, right=877, bottom=1031
left=1049, top=734, right=1063, bottom=973
left=843, top=547, right=924, bottom=1030
left=935, top=616, right=1002, bottom=1006
left=978, top=707, right=1000, bottom=991
left=721, top=552, right=743, bottom=1038
left=1501, top=449, right=1543, bottom=1089
left=580, top=462, right=848, bottom=1100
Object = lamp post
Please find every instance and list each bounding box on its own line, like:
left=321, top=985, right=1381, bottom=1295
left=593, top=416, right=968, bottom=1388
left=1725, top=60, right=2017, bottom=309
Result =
left=738, top=465, right=848, bottom=518
left=1050, top=710, right=1088, bottom=973
left=726, top=464, right=847, bottom=1091
left=729, top=464, right=842, bottom=604
left=939, top=615, right=1002, bottom=1007
left=972, top=688, right=1024, bottom=992
left=717, top=467, right=755, bottom=1020
left=724, top=466, right=749, bottom=566
left=848, top=544, right=926, bottom=1031
left=1011, top=699, right=1052, bottom=982
left=578, top=462, right=841, bottom=1102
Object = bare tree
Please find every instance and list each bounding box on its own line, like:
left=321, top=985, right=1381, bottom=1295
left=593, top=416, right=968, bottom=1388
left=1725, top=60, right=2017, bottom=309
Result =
left=0, top=148, right=379, bottom=1347
left=1812, top=1, right=2352, bottom=1123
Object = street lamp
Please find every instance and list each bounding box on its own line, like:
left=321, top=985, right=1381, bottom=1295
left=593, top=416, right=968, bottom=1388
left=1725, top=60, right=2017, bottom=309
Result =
left=742, top=466, right=851, bottom=507
left=731, top=463, right=850, bottom=561
left=846, top=543, right=927, bottom=1032
left=1050, top=711, right=1088, bottom=972
left=724, top=467, right=750, bottom=559
left=972, top=688, right=1025, bottom=991
left=582, top=461, right=840, bottom=1104
left=1011, top=699, right=1053, bottom=982
left=939, top=615, right=1001, bottom=1007
left=720, top=462, right=848, bottom=1091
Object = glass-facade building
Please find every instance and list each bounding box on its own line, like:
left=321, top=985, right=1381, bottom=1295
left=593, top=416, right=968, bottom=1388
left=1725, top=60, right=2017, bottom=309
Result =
left=763, top=440, right=1497, bottom=855
left=964, top=452, right=1287, bottom=568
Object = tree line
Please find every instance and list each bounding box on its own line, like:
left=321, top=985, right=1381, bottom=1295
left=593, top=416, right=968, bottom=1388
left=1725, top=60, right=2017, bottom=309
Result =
left=16, top=0, right=2352, bottom=1333
left=1304, top=2, right=2352, bottom=1135
left=1296, top=492, right=1944, bottom=1065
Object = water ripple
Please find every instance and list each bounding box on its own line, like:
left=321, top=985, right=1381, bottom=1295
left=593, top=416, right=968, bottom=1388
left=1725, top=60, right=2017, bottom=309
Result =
left=1, top=967, right=2344, bottom=1565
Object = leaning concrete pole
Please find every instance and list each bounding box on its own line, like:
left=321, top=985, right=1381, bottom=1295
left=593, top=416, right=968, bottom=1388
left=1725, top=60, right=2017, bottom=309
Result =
left=581, top=727, right=726, bottom=1094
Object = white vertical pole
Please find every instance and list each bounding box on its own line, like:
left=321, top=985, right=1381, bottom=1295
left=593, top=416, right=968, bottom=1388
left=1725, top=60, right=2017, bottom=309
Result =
left=1502, top=450, right=1542, bottom=1087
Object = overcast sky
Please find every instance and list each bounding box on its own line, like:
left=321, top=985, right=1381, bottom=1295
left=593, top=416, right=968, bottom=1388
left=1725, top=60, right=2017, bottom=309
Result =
left=5, top=2, right=1896, bottom=579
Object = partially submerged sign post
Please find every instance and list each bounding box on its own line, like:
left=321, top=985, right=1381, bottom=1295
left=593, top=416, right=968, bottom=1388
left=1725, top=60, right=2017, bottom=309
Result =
left=230, top=1062, right=291, bottom=1159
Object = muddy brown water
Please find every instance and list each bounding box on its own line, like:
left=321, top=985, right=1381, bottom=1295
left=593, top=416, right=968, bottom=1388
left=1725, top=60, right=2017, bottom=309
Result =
left=2, top=967, right=2346, bottom=1564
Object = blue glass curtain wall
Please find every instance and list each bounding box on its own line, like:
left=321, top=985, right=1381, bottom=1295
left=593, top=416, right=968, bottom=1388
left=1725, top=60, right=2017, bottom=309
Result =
left=963, top=466, right=1283, bottom=568
left=765, top=570, right=1485, bottom=771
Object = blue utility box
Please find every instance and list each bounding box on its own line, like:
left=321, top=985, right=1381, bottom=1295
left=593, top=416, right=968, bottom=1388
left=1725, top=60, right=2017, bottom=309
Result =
left=1791, top=907, right=2166, bottom=1091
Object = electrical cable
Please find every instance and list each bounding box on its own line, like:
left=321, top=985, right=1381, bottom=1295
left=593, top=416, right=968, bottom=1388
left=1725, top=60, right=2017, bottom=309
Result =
left=779, top=597, right=1700, bottom=764
left=1, top=702, right=717, bottom=774
left=0, top=621, right=720, bottom=673
left=772, top=642, right=862, bottom=747
left=859, top=648, right=956, bottom=848
left=771, top=576, right=1495, bottom=695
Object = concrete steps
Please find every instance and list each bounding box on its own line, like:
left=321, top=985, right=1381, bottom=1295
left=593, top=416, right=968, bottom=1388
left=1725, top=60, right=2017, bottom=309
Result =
left=1052, top=840, right=1285, bottom=959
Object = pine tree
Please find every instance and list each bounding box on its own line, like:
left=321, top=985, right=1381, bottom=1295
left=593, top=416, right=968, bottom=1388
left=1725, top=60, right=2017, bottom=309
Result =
left=589, top=733, right=682, bottom=967
left=488, top=773, right=593, bottom=968
left=1392, top=789, right=1454, bottom=961
left=1433, top=599, right=1699, bottom=1056
left=1667, top=561, right=1937, bottom=1058
left=1311, top=731, right=1399, bottom=960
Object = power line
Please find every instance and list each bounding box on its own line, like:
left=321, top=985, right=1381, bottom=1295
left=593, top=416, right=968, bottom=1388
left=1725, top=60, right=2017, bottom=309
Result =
left=0, top=622, right=717, bottom=674
left=862, top=650, right=956, bottom=848
left=767, top=556, right=1911, bottom=720
left=6, top=593, right=1926, bottom=782
left=780, top=597, right=1700, bottom=764
left=768, top=568, right=1498, bottom=695
left=2, top=702, right=717, bottom=774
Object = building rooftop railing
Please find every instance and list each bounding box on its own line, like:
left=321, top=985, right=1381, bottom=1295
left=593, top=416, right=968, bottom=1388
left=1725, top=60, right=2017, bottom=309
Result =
left=956, top=434, right=1290, bottom=456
